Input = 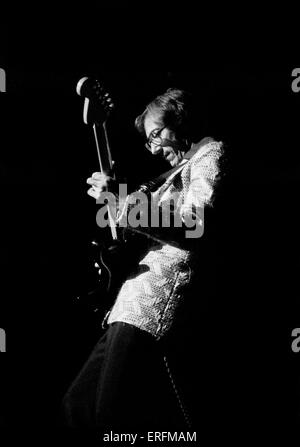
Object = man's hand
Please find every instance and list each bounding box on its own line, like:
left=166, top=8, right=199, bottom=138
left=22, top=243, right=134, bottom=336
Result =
left=87, top=171, right=115, bottom=200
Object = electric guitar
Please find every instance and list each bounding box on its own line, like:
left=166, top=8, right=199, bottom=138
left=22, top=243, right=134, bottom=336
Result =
left=75, top=77, right=157, bottom=315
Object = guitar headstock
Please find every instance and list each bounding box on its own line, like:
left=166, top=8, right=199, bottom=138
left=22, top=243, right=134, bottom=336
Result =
left=76, top=77, right=114, bottom=125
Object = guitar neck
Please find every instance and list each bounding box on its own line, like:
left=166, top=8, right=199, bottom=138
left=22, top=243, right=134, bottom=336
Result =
left=93, top=122, right=114, bottom=175
left=93, top=122, right=118, bottom=240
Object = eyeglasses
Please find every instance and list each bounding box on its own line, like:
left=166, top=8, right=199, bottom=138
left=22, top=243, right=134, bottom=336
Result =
left=145, top=126, right=166, bottom=151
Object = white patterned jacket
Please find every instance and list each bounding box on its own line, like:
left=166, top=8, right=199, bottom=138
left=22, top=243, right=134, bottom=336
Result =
left=107, top=138, right=223, bottom=338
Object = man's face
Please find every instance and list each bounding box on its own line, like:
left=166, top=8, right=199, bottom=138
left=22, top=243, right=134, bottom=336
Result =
left=144, top=113, right=185, bottom=167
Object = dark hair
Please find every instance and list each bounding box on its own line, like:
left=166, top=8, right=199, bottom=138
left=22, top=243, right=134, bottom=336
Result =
left=135, top=88, right=201, bottom=143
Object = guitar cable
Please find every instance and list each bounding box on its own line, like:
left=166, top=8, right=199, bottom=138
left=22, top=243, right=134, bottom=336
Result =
left=163, top=355, right=193, bottom=429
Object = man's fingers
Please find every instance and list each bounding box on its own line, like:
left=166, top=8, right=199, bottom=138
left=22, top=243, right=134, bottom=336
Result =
left=91, top=172, right=110, bottom=179
left=87, top=187, right=100, bottom=199
left=87, top=171, right=114, bottom=200
left=87, top=177, right=100, bottom=185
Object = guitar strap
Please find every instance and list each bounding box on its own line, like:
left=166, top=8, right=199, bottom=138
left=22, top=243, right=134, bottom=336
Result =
left=140, top=160, right=188, bottom=194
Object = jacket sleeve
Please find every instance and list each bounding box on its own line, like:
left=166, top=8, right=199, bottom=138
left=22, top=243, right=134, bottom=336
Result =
left=180, top=141, right=223, bottom=227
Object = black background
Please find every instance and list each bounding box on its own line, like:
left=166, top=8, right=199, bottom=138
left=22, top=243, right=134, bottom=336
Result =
left=1, top=8, right=300, bottom=446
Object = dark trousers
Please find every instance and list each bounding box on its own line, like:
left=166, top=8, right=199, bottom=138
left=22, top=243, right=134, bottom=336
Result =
left=62, top=322, right=189, bottom=430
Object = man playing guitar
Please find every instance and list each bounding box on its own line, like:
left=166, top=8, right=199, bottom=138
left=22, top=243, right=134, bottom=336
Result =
left=62, top=86, right=223, bottom=430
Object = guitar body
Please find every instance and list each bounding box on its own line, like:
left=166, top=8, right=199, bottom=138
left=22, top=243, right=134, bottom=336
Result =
left=80, top=228, right=152, bottom=315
